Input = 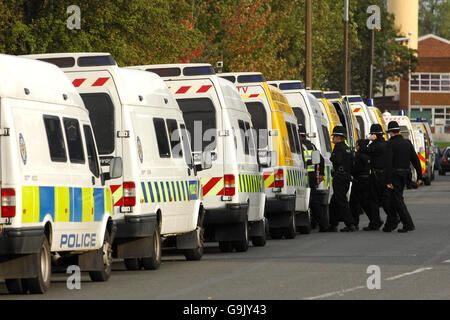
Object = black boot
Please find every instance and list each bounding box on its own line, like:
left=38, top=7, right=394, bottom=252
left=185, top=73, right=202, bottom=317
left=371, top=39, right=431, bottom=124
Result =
left=326, top=226, right=338, bottom=232
left=340, top=225, right=356, bottom=232
left=398, top=225, right=415, bottom=233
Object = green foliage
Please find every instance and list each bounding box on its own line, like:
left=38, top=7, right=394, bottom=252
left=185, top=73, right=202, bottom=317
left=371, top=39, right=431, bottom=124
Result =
left=0, top=0, right=417, bottom=98
left=419, top=0, right=450, bottom=39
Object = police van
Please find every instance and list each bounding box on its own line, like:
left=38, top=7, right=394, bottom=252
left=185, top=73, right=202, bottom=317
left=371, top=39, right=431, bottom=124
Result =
left=220, top=73, right=311, bottom=238
left=345, top=95, right=374, bottom=139
left=309, top=90, right=341, bottom=147
left=0, top=54, right=118, bottom=294
left=268, top=81, right=332, bottom=207
left=130, top=64, right=266, bottom=252
left=26, top=53, right=206, bottom=269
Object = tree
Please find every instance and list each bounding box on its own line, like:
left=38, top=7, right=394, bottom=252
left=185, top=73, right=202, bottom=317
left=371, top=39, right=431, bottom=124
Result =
left=419, top=0, right=450, bottom=39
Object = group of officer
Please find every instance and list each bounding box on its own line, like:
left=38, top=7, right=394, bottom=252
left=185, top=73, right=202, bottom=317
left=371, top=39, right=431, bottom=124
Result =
left=299, top=120, right=423, bottom=234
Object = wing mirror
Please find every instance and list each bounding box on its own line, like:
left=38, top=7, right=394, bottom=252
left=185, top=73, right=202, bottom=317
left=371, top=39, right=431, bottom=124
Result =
left=258, top=149, right=277, bottom=168
left=103, top=157, right=123, bottom=182
left=193, top=150, right=213, bottom=171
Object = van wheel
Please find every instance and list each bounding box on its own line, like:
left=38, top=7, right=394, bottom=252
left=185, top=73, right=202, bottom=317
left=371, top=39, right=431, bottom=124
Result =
left=183, top=225, right=204, bottom=261
left=233, top=221, right=249, bottom=252
left=124, top=258, right=141, bottom=271
left=5, top=279, right=28, bottom=294
left=141, top=227, right=161, bottom=270
left=89, top=230, right=113, bottom=282
left=219, top=241, right=233, bottom=253
left=25, top=237, right=51, bottom=294
left=283, top=212, right=297, bottom=239
left=269, top=228, right=283, bottom=240
left=252, top=220, right=267, bottom=247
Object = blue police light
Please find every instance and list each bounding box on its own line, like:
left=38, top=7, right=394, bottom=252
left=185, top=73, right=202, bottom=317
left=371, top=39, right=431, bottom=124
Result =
left=366, top=99, right=374, bottom=106
left=279, top=82, right=305, bottom=90
left=183, top=66, right=215, bottom=76
left=399, top=110, right=405, bottom=116
left=78, top=55, right=116, bottom=67
left=237, top=74, right=267, bottom=83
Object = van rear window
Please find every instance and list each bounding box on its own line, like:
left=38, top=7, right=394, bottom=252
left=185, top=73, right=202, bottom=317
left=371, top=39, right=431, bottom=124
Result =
left=43, top=116, right=67, bottom=163
left=63, top=118, right=85, bottom=164
left=177, top=98, right=217, bottom=152
left=153, top=118, right=171, bottom=158
left=245, top=102, right=267, bottom=149
left=80, top=93, right=115, bottom=155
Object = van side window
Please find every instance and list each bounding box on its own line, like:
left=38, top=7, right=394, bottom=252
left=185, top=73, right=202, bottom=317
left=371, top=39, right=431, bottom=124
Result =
left=180, top=124, right=193, bottom=166
left=43, top=115, right=67, bottom=162
left=63, top=118, right=85, bottom=164
left=83, top=125, right=100, bottom=178
left=153, top=118, right=171, bottom=158
left=244, top=121, right=256, bottom=156
left=285, top=122, right=297, bottom=154
left=80, top=93, right=115, bottom=155
left=322, top=125, right=332, bottom=153
left=177, top=98, right=217, bottom=152
left=293, top=125, right=302, bottom=155
left=245, top=102, right=268, bottom=149
left=355, top=115, right=365, bottom=138
left=238, top=120, right=249, bottom=155
left=166, top=119, right=182, bottom=158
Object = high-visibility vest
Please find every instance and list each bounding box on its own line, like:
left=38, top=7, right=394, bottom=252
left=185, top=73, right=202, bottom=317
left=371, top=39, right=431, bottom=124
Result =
left=303, top=149, right=316, bottom=173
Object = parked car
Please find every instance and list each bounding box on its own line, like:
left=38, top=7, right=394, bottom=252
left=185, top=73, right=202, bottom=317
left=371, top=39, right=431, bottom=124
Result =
left=438, top=147, right=450, bottom=176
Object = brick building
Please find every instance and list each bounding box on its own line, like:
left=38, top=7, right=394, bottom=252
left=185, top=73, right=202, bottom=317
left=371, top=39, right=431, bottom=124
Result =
left=402, top=34, right=450, bottom=141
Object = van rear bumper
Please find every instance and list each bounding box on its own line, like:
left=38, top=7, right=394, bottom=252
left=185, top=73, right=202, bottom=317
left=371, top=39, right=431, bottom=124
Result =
left=266, top=194, right=296, bottom=214
left=114, top=214, right=157, bottom=238
left=0, top=227, right=44, bottom=255
left=204, top=203, right=249, bottom=225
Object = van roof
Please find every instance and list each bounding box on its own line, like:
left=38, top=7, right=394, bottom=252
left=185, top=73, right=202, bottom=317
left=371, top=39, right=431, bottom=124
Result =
left=267, top=80, right=305, bottom=91
left=219, top=72, right=267, bottom=84
left=1, top=53, right=84, bottom=108
left=129, top=63, right=216, bottom=79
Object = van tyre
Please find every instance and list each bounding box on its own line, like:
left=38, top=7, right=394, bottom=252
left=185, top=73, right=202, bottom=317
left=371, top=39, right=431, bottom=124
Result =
left=283, top=212, right=297, bottom=239
left=269, top=228, right=283, bottom=240
left=183, top=225, right=204, bottom=261
left=252, top=220, right=267, bottom=247
left=25, top=237, right=51, bottom=294
left=89, top=230, right=112, bottom=282
left=124, top=258, right=141, bottom=271
left=5, top=279, right=28, bottom=294
left=233, top=221, right=249, bottom=252
left=219, top=241, right=233, bottom=253
left=141, top=227, right=161, bottom=270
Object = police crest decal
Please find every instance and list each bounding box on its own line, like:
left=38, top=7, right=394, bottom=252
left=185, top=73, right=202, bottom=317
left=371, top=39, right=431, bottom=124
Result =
left=19, top=133, right=27, bottom=164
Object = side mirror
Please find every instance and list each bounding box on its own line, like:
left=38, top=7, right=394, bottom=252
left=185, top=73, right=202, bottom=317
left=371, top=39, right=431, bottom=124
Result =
left=311, top=150, right=321, bottom=165
left=201, top=150, right=213, bottom=170
left=258, top=149, right=277, bottom=168
left=307, top=132, right=317, bottom=139
left=108, top=157, right=123, bottom=180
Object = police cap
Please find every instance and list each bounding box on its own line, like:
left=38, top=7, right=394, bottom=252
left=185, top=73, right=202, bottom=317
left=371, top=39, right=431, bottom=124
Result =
left=369, top=124, right=383, bottom=135
left=387, top=121, right=401, bottom=132
left=331, top=125, right=346, bottom=137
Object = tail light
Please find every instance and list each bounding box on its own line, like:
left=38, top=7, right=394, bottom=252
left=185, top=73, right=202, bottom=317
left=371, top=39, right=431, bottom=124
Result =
left=274, top=169, right=284, bottom=188
left=1, top=188, right=16, bottom=218
left=224, top=174, right=235, bottom=196
left=123, top=182, right=136, bottom=207
left=443, top=157, right=448, bottom=163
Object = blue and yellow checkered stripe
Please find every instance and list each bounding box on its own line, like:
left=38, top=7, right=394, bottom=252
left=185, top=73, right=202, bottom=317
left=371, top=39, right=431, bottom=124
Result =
left=286, top=169, right=307, bottom=187
left=21, top=186, right=112, bottom=223
left=238, top=174, right=263, bottom=193
left=140, top=180, right=200, bottom=203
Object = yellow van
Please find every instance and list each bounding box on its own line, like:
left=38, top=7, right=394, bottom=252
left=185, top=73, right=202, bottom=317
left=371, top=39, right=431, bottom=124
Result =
left=368, top=106, right=388, bottom=140
left=309, top=90, right=341, bottom=146
left=219, top=72, right=312, bottom=238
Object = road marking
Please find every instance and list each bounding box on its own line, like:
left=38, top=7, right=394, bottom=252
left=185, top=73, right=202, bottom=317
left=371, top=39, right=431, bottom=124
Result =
left=304, top=286, right=366, bottom=300
left=385, top=267, right=433, bottom=281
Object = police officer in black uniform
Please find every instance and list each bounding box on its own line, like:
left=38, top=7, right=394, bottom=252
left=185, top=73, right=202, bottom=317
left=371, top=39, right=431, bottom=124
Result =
left=360, top=124, right=393, bottom=231
left=387, top=121, right=423, bottom=233
left=350, top=139, right=371, bottom=230
left=327, top=125, right=356, bottom=232
left=298, top=124, right=329, bottom=232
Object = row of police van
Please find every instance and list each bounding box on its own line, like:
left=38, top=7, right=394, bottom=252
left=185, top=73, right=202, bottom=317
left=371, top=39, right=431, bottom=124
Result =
left=0, top=52, right=429, bottom=294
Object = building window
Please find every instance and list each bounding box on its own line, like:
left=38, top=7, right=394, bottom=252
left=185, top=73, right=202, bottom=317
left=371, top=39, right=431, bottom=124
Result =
left=411, top=73, right=450, bottom=92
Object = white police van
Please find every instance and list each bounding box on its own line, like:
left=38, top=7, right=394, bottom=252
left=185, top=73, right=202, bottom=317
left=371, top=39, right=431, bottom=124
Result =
left=268, top=81, right=333, bottom=209
left=219, top=73, right=311, bottom=238
left=345, top=95, right=374, bottom=139
left=130, top=64, right=266, bottom=252
left=26, top=53, right=206, bottom=268
left=0, top=54, right=118, bottom=294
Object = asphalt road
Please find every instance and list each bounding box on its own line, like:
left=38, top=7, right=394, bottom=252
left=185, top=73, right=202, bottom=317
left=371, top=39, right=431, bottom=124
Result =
left=2, top=173, right=450, bottom=300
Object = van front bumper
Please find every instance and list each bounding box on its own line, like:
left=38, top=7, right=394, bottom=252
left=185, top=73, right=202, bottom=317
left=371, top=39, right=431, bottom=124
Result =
left=114, top=214, right=157, bottom=238
left=204, top=202, right=249, bottom=225
left=0, top=227, right=44, bottom=255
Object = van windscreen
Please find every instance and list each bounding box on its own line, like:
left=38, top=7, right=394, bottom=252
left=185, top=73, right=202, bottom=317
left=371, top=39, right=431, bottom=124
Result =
left=177, top=98, right=216, bottom=152
left=80, top=93, right=115, bottom=155
left=245, top=102, right=268, bottom=148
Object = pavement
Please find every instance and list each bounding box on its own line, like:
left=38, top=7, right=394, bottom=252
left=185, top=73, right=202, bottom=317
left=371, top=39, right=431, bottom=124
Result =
left=1, top=173, right=449, bottom=300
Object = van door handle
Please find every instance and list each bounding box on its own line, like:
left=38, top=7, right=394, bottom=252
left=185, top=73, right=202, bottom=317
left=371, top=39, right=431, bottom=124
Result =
left=92, top=176, right=96, bottom=185
left=188, top=168, right=191, bottom=176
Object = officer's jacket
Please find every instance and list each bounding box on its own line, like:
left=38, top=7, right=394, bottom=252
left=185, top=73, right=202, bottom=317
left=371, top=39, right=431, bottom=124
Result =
left=330, top=141, right=352, bottom=174
left=388, top=135, right=423, bottom=180
left=352, top=152, right=370, bottom=178
left=360, top=137, right=393, bottom=183
left=302, top=138, right=325, bottom=175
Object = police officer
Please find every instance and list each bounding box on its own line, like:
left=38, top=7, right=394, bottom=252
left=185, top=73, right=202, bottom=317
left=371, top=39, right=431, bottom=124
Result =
left=387, top=121, right=423, bottom=233
left=327, top=125, right=356, bottom=232
left=350, top=139, right=371, bottom=230
left=298, top=124, right=329, bottom=232
left=360, top=124, right=393, bottom=231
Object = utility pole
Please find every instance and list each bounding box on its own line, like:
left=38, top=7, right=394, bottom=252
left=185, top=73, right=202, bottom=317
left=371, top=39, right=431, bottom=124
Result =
left=305, top=0, right=312, bottom=88
left=344, top=0, right=349, bottom=95
left=368, top=28, right=375, bottom=99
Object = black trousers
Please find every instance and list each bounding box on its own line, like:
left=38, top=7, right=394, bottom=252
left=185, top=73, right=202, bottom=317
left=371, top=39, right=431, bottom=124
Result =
left=329, top=174, right=354, bottom=227
left=390, top=171, right=415, bottom=228
left=367, top=172, right=393, bottom=228
left=349, top=177, right=370, bottom=227
left=310, top=187, right=330, bottom=230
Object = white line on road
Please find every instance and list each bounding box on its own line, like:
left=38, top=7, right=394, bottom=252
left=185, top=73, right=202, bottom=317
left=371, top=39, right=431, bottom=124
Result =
left=304, top=286, right=366, bottom=300
left=385, top=267, right=433, bottom=281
